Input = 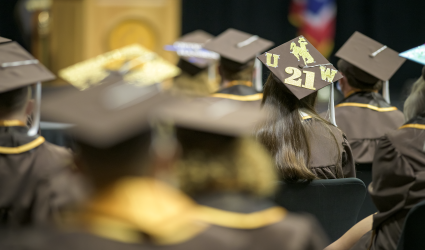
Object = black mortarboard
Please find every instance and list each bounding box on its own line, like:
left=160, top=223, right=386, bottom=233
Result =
left=258, top=36, right=343, bottom=99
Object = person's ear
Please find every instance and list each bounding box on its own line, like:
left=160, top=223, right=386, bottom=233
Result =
left=25, top=99, right=34, bottom=116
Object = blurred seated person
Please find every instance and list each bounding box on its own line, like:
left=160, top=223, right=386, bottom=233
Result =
left=0, top=79, right=248, bottom=250
left=0, top=40, right=83, bottom=227
left=255, top=37, right=355, bottom=182
left=170, top=30, right=220, bottom=96
left=333, top=32, right=405, bottom=165
left=326, top=66, right=425, bottom=250
left=157, top=97, right=328, bottom=250
left=203, top=28, right=274, bottom=102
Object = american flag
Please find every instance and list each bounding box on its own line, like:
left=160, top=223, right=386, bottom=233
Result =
left=289, top=0, right=336, bottom=58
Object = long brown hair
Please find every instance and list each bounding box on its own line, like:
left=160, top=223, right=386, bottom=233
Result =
left=404, top=73, right=425, bottom=121
left=255, top=73, right=341, bottom=182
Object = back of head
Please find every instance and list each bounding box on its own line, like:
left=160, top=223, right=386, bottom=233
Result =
left=404, top=69, right=425, bottom=121
left=256, top=73, right=341, bottom=182
left=176, top=127, right=276, bottom=197
left=337, top=59, right=383, bottom=91
left=219, top=57, right=254, bottom=82
left=0, top=87, right=29, bottom=118
left=75, top=131, right=152, bottom=190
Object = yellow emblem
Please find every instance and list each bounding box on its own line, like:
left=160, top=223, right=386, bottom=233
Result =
left=320, top=66, right=337, bottom=83
left=290, top=37, right=315, bottom=66
left=265, top=53, right=280, bottom=68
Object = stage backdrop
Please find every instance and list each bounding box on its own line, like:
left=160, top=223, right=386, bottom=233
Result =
left=182, top=0, right=425, bottom=109
left=50, top=0, right=181, bottom=77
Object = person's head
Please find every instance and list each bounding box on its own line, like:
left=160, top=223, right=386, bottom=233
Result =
left=337, top=59, right=383, bottom=96
left=0, top=86, right=34, bottom=121
left=218, top=57, right=255, bottom=84
left=74, top=131, right=153, bottom=190
left=255, top=73, right=341, bottom=182
left=176, top=127, right=277, bottom=198
left=404, top=67, right=425, bottom=121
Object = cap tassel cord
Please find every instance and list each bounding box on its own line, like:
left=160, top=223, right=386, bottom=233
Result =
left=208, top=62, right=216, bottom=85
left=1, top=59, right=39, bottom=68
left=383, top=80, right=391, bottom=104
left=369, top=46, right=387, bottom=58
left=28, top=82, right=41, bottom=136
left=329, top=83, right=337, bottom=127
left=253, top=56, right=263, bottom=92
left=236, top=35, right=259, bottom=48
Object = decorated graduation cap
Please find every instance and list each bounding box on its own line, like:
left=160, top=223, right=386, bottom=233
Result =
left=258, top=35, right=343, bottom=125
left=41, top=76, right=170, bottom=148
left=166, top=30, right=219, bottom=76
left=59, top=44, right=180, bottom=91
left=335, top=31, right=406, bottom=103
left=154, top=97, right=267, bottom=137
left=0, top=37, right=11, bottom=43
left=0, top=41, right=55, bottom=136
left=400, top=44, right=425, bottom=66
left=203, top=28, right=274, bottom=91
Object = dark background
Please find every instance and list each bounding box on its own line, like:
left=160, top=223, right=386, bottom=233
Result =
left=182, top=0, right=425, bottom=109
left=1, top=0, right=425, bottom=109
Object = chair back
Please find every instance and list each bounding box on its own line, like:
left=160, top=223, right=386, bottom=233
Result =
left=275, top=178, right=366, bottom=242
left=356, top=163, right=377, bottom=222
left=397, top=200, right=425, bottom=250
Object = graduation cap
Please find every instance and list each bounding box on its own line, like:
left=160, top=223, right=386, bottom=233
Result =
left=203, top=28, right=274, bottom=91
left=335, top=31, right=406, bottom=103
left=153, top=97, right=267, bottom=137
left=258, top=36, right=343, bottom=125
left=166, top=30, right=219, bottom=76
left=59, top=44, right=181, bottom=91
left=41, top=76, right=171, bottom=148
left=400, top=44, right=425, bottom=66
left=0, top=42, right=55, bottom=136
left=0, top=37, right=11, bottom=43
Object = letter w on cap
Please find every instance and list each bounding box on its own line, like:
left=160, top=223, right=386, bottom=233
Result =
left=320, top=66, right=337, bottom=83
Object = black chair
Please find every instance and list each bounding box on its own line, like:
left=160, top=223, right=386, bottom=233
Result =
left=275, top=178, right=366, bottom=242
left=355, top=163, right=377, bottom=222
left=40, top=122, right=74, bottom=148
left=397, top=200, right=425, bottom=250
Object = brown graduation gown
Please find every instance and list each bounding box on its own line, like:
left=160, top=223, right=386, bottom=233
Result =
left=211, top=81, right=263, bottom=102
left=306, top=119, right=356, bottom=179
left=195, top=193, right=329, bottom=250
left=0, top=124, right=83, bottom=226
left=334, top=92, right=404, bottom=163
left=351, top=113, right=425, bottom=250
left=0, top=178, right=249, bottom=250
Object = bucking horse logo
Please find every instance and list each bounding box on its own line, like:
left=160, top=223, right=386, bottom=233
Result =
left=290, top=37, right=315, bottom=66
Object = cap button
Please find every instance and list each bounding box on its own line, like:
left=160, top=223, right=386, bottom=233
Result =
left=298, top=64, right=305, bottom=69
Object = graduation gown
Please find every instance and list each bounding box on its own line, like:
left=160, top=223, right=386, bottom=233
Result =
left=334, top=91, right=404, bottom=163
left=350, top=113, right=425, bottom=250
left=194, top=193, right=329, bottom=250
left=305, top=118, right=356, bottom=179
left=211, top=81, right=263, bottom=102
left=0, top=178, right=248, bottom=250
left=0, top=122, right=83, bottom=226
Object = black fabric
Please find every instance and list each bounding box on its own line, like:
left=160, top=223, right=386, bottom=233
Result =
left=338, top=91, right=391, bottom=107
left=216, top=85, right=258, bottom=96
left=397, top=200, right=425, bottom=250
left=355, top=163, right=377, bottom=222
left=195, top=193, right=275, bottom=213
left=275, top=178, right=366, bottom=242
left=177, top=58, right=204, bottom=76
left=404, top=112, right=425, bottom=125
left=0, top=126, right=39, bottom=147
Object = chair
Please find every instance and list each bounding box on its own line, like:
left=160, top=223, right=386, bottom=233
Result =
left=355, top=163, right=377, bottom=222
left=40, top=121, right=74, bottom=148
left=275, top=178, right=366, bottom=242
left=397, top=200, right=425, bottom=250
